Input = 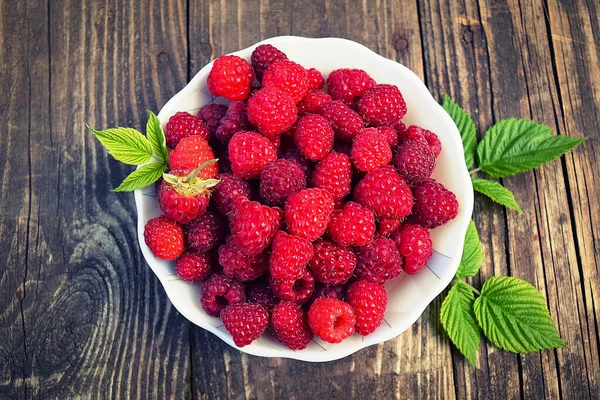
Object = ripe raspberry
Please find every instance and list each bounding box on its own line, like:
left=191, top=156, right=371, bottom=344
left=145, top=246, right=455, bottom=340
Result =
left=229, top=196, right=282, bottom=255
left=394, top=140, right=435, bottom=184
left=377, top=126, right=399, bottom=149
left=228, top=131, right=277, bottom=179
left=215, top=101, right=252, bottom=144
left=270, top=231, right=314, bottom=280
left=169, top=136, right=219, bottom=178
left=399, top=125, right=442, bottom=158
left=175, top=250, right=214, bottom=282
left=200, top=274, right=246, bottom=317
left=394, top=120, right=406, bottom=133
left=279, top=146, right=313, bottom=177
left=393, top=224, right=433, bottom=275
left=251, top=44, right=288, bottom=81
left=221, top=303, right=269, bottom=347
left=309, top=283, right=347, bottom=306
left=420, top=129, right=442, bottom=158
left=207, top=55, right=254, bottom=101
left=271, top=301, right=313, bottom=350
left=377, top=218, right=401, bottom=237
left=326, top=68, right=376, bottom=105
left=212, top=173, right=252, bottom=215
left=354, top=166, right=413, bottom=219
left=268, top=134, right=281, bottom=149
left=197, top=103, right=228, bottom=136
left=246, top=279, right=279, bottom=311
left=306, top=68, right=325, bottom=91
left=346, top=280, right=387, bottom=335
left=184, top=211, right=224, bottom=252
left=309, top=240, right=357, bottom=285
left=308, top=298, right=356, bottom=343
left=319, top=100, right=364, bottom=142
left=297, top=91, right=333, bottom=116
left=355, top=236, right=403, bottom=285
left=351, top=128, right=393, bottom=172
left=285, top=188, right=334, bottom=241
left=327, top=202, right=376, bottom=247
left=409, top=179, right=459, bottom=229
left=259, top=159, right=306, bottom=206
left=294, top=114, right=335, bottom=161
left=270, top=268, right=315, bottom=304
left=165, top=112, right=210, bottom=148
left=144, top=216, right=184, bottom=260
left=311, top=152, right=352, bottom=202
left=262, top=60, right=309, bottom=103
left=247, top=87, right=298, bottom=137
left=357, top=84, right=407, bottom=126
left=219, top=236, right=269, bottom=281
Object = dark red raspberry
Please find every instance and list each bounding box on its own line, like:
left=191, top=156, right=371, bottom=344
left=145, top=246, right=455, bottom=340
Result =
left=294, top=114, right=335, bottom=161
left=212, top=173, right=253, bottom=216
left=184, top=211, right=224, bottom=252
left=279, top=146, right=313, bottom=177
left=311, top=152, right=352, bottom=202
left=157, top=167, right=214, bottom=224
left=399, top=125, right=442, bottom=158
left=309, top=240, right=357, bottom=285
left=394, top=121, right=406, bottom=133
left=200, top=274, right=246, bottom=317
left=394, top=139, right=435, bottom=185
left=144, top=216, right=184, bottom=261
left=307, top=298, right=356, bottom=343
left=270, top=231, right=314, bottom=280
left=309, top=283, right=347, bottom=306
left=297, top=91, right=333, bottom=116
left=358, top=84, right=407, bottom=126
left=219, top=236, right=269, bottom=281
left=319, top=100, right=364, bottom=142
left=221, top=303, right=269, bottom=347
left=262, top=60, right=309, bottom=103
left=175, top=250, right=214, bottom=282
left=246, top=279, right=279, bottom=311
left=285, top=188, right=335, bottom=241
left=268, top=134, right=281, bottom=149
left=332, top=142, right=352, bottom=155
left=216, top=148, right=232, bottom=173
left=270, top=268, right=315, bottom=304
left=351, top=128, right=393, bottom=173
left=251, top=44, right=288, bottom=82
left=377, top=126, right=399, bottom=149
left=228, top=131, right=277, bottom=179
left=392, top=224, right=433, bottom=275
left=272, top=301, right=314, bottom=350
left=409, top=179, right=458, bottom=229
left=421, top=129, right=442, bottom=158
left=197, top=103, right=228, bottom=137
left=169, top=136, right=218, bottom=178
left=165, top=112, right=210, bottom=148
left=215, top=101, right=252, bottom=144
left=228, top=196, right=282, bottom=255
left=327, top=202, right=376, bottom=247
left=326, top=68, right=376, bottom=105
left=247, top=87, right=298, bottom=137
left=354, top=166, right=413, bottom=219
left=377, top=218, right=402, bottom=237
left=355, top=236, right=403, bottom=286
left=207, top=55, right=254, bottom=101
left=346, top=280, right=387, bottom=335
left=306, top=68, right=325, bottom=91
left=259, top=159, right=306, bottom=206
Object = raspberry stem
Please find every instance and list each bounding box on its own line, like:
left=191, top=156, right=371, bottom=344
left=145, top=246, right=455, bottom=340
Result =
left=469, top=167, right=481, bottom=175
left=455, top=279, right=481, bottom=296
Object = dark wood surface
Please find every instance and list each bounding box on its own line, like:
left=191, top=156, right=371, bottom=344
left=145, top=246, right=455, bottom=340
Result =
left=1, top=0, right=598, bottom=398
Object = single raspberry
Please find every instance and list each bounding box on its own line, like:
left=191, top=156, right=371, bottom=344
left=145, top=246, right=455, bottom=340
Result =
left=421, top=129, right=442, bottom=158
left=357, top=84, right=407, bottom=126
left=355, top=236, right=403, bottom=285
left=399, top=125, right=442, bottom=158
left=293, top=114, right=335, bottom=161
left=306, top=68, right=325, bottom=91
left=285, top=188, right=334, bottom=241
left=184, top=211, right=224, bottom=252
left=228, top=196, right=282, bottom=255
left=309, top=283, right=347, bottom=306
left=262, top=60, right=309, bottom=103
left=311, top=152, right=352, bottom=202
left=246, top=279, right=279, bottom=311
left=272, top=301, right=313, bottom=350
left=197, top=103, right=228, bottom=137
left=394, top=140, right=435, bottom=184
left=269, top=231, right=314, bottom=280
left=354, top=166, right=413, bottom=219
left=144, top=216, right=184, bottom=260
left=351, top=128, right=393, bottom=172
left=175, top=250, right=214, bottom=282
left=165, top=112, right=210, bottom=148
left=409, top=179, right=459, bottom=229
left=309, top=240, right=357, bottom=285
left=270, top=268, right=315, bottom=304
left=251, top=44, right=288, bottom=81
left=394, top=121, right=406, bottom=133
left=346, top=280, right=387, bottom=335
left=221, top=303, right=269, bottom=347
left=392, top=224, right=433, bottom=275
left=268, top=134, right=281, bottom=149
left=259, top=159, right=306, bottom=206
left=327, top=202, right=376, bottom=247
left=377, top=126, right=399, bottom=149
left=319, top=100, right=364, bottom=142
left=219, top=236, right=269, bottom=281
left=278, top=146, right=313, bottom=177
left=308, top=298, right=356, bottom=344
left=297, top=91, right=333, bottom=116
left=212, top=173, right=252, bottom=216
left=247, top=87, right=297, bottom=137
left=200, top=274, right=246, bottom=317
left=377, top=218, right=402, bottom=237
left=215, top=101, right=252, bottom=144
left=228, top=131, right=277, bottom=179
left=169, top=136, right=219, bottom=178
left=207, top=55, right=254, bottom=101
left=326, top=68, right=376, bottom=105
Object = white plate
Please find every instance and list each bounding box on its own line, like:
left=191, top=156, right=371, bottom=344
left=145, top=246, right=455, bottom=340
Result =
left=134, top=36, right=474, bottom=362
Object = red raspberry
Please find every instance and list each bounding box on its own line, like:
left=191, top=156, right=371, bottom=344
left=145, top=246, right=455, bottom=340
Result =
left=157, top=167, right=215, bottom=224
left=308, top=298, right=356, bottom=343
left=377, top=218, right=401, bottom=237
left=228, top=131, right=277, bottom=179
left=229, top=196, right=282, bottom=255
left=394, top=139, right=435, bottom=184
left=399, top=125, right=442, bottom=158
left=327, top=202, right=376, bottom=247
left=377, top=126, right=399, bottom=149
left=212, top=173, right=252, bottom=216
left=346, top=280, right=387, bottom=335
left=394, top=121, right=406, bottom=133
left=297, top=91, right=333, bottom=116
left=270, top=231, right=314, bottom=280
left=262, top=60, right=309, bottom=103
left=272, top=301, right=313, bottom=350
left=259, top=159, right=306, bottom=206
left=246, top=279, right=279, bottom=311
left=169, top=136, right=219, bottom=178
left=392, top=224, right=433, bottom=274
left=354, top=166, right=413, bottom=219
left=175, top=250, right=214, bottom=282
left=309, top=283, right=347, bottom=306
left=309, top=240, right=357, bottom=285
left=285, top=188, right=334, bottom=241
left=319, top=100, right=364, bottom=142
left=311, top=152, right=352, bottom=202
left=270, top=268, right=316, bottom=304
left=351, top=128, right=393, bottom=172
left=165, top=112, right=210, bottom=149
left=248, top=88, right=297, bottom=137
left=219, top=236, right=269, bottom=281
left=278, top=146, right=313, bottom=177
left=251, top=44, right=288, bottom=81
left=326, top=68, right=376, bottom=105
left=197, top=103, right=228, bottom=136
left=306, top=68, right=325, bottom=91
left=409, top=179, right=459, bottom=228
left=184, top=211, right=224, bottom=252
left=221, top=303, right=269, bottom=347
left=355, top=236, right=403, bottom=285
left=215, top=101, right=252, bottom=144
left=200, top=274, right=246, bottom=317
left=144, top=216, right=184, bottom=260
left=358, top=84, right=407, bottom=126
left=293, top=114, right=335, bottom=161
left=268, top=134, right=281, bottom=149
left=421, top=129, right=442, bottom=158
left=207, top=55, right=254, bottom=101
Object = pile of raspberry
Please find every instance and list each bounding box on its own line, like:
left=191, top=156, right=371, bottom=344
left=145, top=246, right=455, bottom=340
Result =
left=143, top=44, right=459, bottom=349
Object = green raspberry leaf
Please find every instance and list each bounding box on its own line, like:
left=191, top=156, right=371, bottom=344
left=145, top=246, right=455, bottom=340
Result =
left=442, top=95, right=477, bottom=169
left=112, top=162, right=167, bottom=192
left=473, top=276, right=565, bottom=353
left=476, top=118, right=585, bottom=178
left=88, top=125, right=154, bottom=165
left=146, top=111, right=169, bottom=162
left=456, top=220, right=483, bottom=279
left=471, top=178, right=523, bottom=213
left=440, top=281, right=481, bottom=366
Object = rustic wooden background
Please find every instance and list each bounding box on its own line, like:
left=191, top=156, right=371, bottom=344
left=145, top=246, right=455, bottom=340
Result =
left=1, top=0, right=599, bottom=398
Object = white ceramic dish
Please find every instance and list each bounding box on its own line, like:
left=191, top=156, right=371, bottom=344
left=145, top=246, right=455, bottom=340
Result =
left=134, top=36, right=474, bottom=362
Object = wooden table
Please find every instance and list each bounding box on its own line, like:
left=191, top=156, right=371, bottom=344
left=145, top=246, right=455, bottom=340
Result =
left=1, top=0, right=599, bottom=398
